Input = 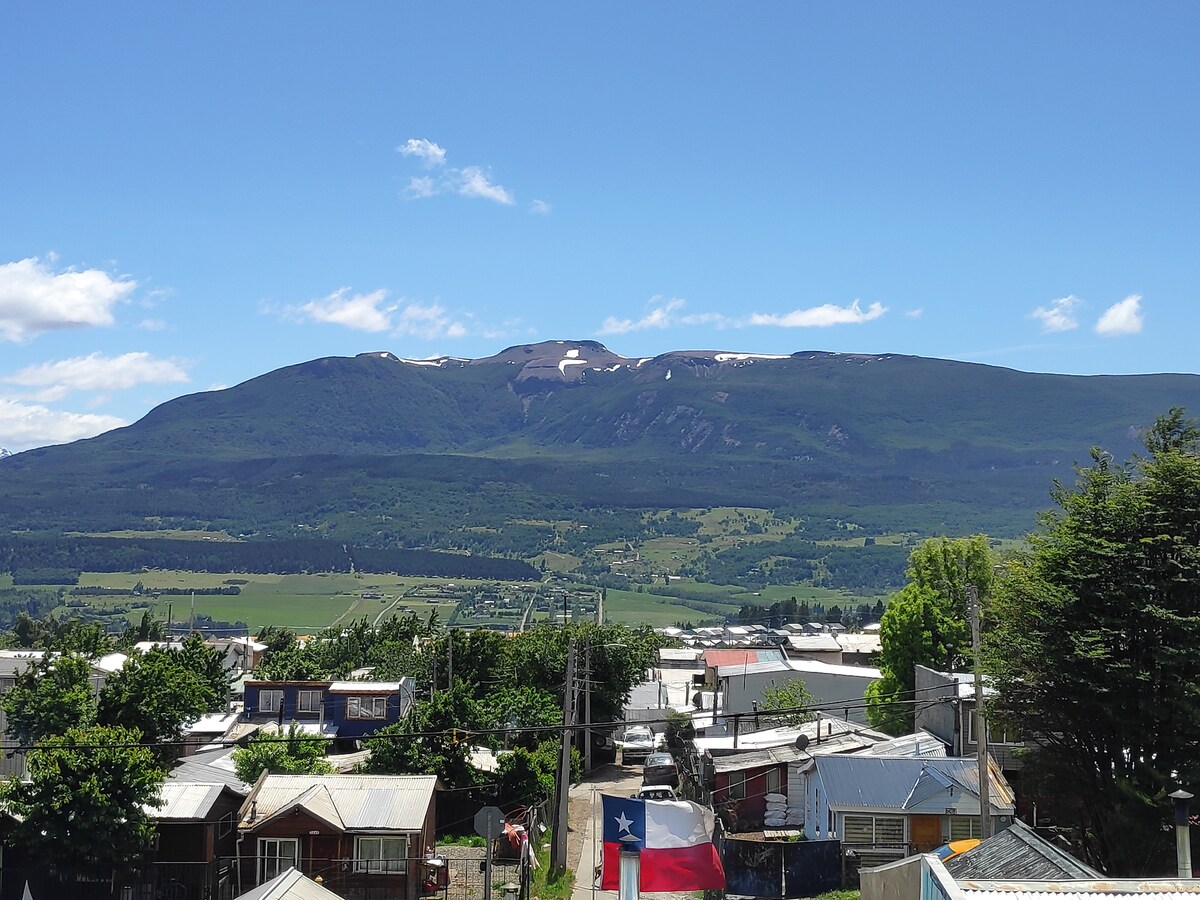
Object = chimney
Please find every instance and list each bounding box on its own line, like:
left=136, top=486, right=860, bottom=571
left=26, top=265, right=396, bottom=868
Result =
left=1170, top=789, right=1193, bottom=878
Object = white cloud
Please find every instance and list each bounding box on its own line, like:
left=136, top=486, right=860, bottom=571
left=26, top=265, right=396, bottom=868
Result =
left=6, top=352, right=189, bottom=393
left=287, top=289, right=468, bottom=340
left=0, top=398, right=126, bottom=452
left=406, top=176, right=438, bottom=199
left=1095, top=294, right=1144, bottom=336
left=598, top=297, right=735, bottom=335
left=0, top=256, right=136, bottom=342
left=457, top=167, right=515, bottom=205
left=1030, top=295, right=1081, bottom=333
left=529, top=199, right=551, bottom=215
left=750, top=300, right=887, bottom=328
left=396, top=139, right=521, bottom=206
left=599, top=297, right=687, bottom=335
left=294, top=288, right=397, bottom=333
left=138, top=318, right=167, bottom=331
left=393, top=301, right=467, bottom=340
left=905, top=308, right=924, bottom=319
left=396, top=138, right=447, bottom=167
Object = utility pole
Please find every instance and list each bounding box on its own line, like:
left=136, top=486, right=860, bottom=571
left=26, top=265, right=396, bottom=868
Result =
left=968, top=585, right=992, bottom=839
left=448, top=630, right=454, bottom=689
left=584, top=638, right=593, bottom=773
left=551, top=638, right=576, bottom=875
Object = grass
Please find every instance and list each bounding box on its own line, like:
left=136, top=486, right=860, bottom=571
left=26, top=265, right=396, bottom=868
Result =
left=528, top=845, right=573, bottom=900
left=47, top=570, right=468, bottom=632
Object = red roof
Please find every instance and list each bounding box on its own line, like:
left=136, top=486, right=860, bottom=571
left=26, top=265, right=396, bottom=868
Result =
left=703, top=648, right=784, bottom=669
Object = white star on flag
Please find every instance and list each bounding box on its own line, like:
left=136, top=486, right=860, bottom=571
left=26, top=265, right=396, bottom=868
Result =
left=615, top=810, right=639, bottom=841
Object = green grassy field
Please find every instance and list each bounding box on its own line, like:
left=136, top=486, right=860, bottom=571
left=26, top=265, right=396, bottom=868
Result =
left=56, top=570, right=463, bottom=632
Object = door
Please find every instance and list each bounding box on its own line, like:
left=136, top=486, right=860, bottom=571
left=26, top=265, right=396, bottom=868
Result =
left=909, top=815, right=943, bottom=852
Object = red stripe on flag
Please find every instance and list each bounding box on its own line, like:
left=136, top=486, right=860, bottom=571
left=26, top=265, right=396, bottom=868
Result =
left=601, top=841, right=725, bottom=892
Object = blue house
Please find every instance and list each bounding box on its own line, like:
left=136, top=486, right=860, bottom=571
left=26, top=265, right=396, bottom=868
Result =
left=242, top=679, right=416, bottom=745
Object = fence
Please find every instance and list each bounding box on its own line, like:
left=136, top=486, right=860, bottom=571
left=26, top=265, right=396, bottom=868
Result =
left=722, top=837, right=843, bottom=898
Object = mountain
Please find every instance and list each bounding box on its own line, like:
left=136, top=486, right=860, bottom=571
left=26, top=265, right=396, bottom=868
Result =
left=3, top=340, right=1200, bottom=548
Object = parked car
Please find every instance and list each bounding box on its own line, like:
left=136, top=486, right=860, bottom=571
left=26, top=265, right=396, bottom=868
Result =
left=642, top=752, right=679, bottom=787
left=633, top=784, right=680, bottom=801
left=618, top=725, right=657, bottom=764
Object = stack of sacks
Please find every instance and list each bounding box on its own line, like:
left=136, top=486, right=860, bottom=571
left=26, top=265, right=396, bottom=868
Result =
left=764, top=792, right=788, bottom=828
left=786, top=807, right=804, bottom=827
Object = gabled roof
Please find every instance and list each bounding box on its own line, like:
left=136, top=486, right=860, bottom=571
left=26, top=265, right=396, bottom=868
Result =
left=169, top=747, right=252, bottom=794
left=152, top=782, right=239, bottom=821
left=945, top=820, right=1103, bottom=880
left=855, top=730, right=947, bottom=758
left=712, top=743, right=810, bottom=773
left=236, top=867, right=342, bottom=900
left=241, top=775, right=438, bottom=833
left=813, top=755, right=1015, bottom=812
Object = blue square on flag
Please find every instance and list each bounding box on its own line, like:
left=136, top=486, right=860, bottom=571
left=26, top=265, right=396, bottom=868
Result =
left=602, top=795, right=645, bottom=849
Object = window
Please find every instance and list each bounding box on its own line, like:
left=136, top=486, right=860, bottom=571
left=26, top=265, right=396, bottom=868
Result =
left=765, top=768, right=781, bottom=795
left=967, top=711, right=1020, bottom=745
left=347, top=696, right=388, bottom=719
left=258, top=837, right=297, bottom=882
left=842, top=815, right=905, bottom=846
left=949, top=816, right=983, bottom=840
left=297, top=690, right=322, bottom=714
left=356, top=835, right=408, bottom=874
left=219, top=811, right=236, bottom=839
left=258, top=690, right=283, bottom=714
left=726, top=772, right=746, bottom=800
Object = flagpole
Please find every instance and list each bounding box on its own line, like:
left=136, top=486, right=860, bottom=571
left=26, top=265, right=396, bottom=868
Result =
left=592, top=787, right=599, bottom=900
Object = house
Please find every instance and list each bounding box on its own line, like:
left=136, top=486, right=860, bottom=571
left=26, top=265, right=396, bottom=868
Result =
left=0, top=650, right=45, bottom=777
left=783, top=633, right=843, bottom=664
left=913, top=665, right=1027, bottom=806
left=715, top=658, right=882, bottom=725
left=236, top=774, right=439, bottom=899
left=803, top=755, right=1015, bottom=866
left=860, top=852, right=1196, bottom=900
left=150, top=781, right=246, bottom=898
left=242, top=679, right=415, bottom=747
left=942, top=819, right=1102, bottom=880
left=236, top=866, right=344, bottom=899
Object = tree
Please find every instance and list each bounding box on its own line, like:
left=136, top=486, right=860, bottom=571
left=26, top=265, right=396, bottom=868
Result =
left=361, top=683, right=483, bottom=789
left=480, top=686, right=561, bottom=749
left=1, top=653, right=96, bottom=746
left=232, top=722, right=335, bottom=783
left=866, top=535, right=994, bottom=735
left=986, top=411, right=1200, bottom=875
left=494, top=743, right=558, bottom=812
left=98, top=647, right=215, bottom=763
left=177, top=632, right=232, bottom=710
left=1, top=724, right=165, bottom=877
left=761, top=677, right=817, bottom=726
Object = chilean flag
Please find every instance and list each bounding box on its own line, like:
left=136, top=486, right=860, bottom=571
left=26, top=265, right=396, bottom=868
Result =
left=600, top=795, right=725, bottom=891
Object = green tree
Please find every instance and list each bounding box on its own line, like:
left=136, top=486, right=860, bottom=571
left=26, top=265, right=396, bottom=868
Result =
left=98, top=647, right=215, bottom=763
left=761, top=677, right=817, bottom=726
left=986, top=411, right=1200, bottom=875
left=232, top=722, right=336, bottom=783
left=177, top=633, right=232, bottom=711
left=362, top=682, right=483, bottom=789
left=1, top=653, right=96, bottom=746
left=494, top=743, right=558, bottom=811
left=480, top=686, right=561, bottom=749
left=1, top=724, right=165, bottom=877
left=867, top=535, right=994, bottom=734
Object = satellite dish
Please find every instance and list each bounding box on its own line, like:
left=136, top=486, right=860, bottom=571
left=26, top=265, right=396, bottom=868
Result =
left=795, top=734, right=810, bottom=751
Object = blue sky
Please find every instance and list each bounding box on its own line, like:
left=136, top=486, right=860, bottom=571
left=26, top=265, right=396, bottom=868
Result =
left=2, top=3, right=1198, bottom=451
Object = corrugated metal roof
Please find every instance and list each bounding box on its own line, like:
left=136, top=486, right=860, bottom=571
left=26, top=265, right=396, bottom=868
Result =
left=151, top=782, right=227, bottom=820
left=787, top=634, right=842, bottom=652
left=814, top=755, right=1014, bottom=812
left=961, top=884, right=1200, bottom=900
left=715, top=658, right=883, bottom=679
left=946, top=821, right=1103, bottom=881
left=696, top=716, right=890, bottom=754
left=856, top=731, right=948, bottom=758
left=243, top=775, right=437, bottom=832
left=704, top=648, right=787, bottom=669
left=168, top=747, right=251, bottom=794
left=713, top=744, right=810, bottom=773
left=236, top=867, right=343, bottom=900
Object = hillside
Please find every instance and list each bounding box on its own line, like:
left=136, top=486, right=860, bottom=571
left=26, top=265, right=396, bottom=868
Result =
left=3, top=341, right=1199, bottom=584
